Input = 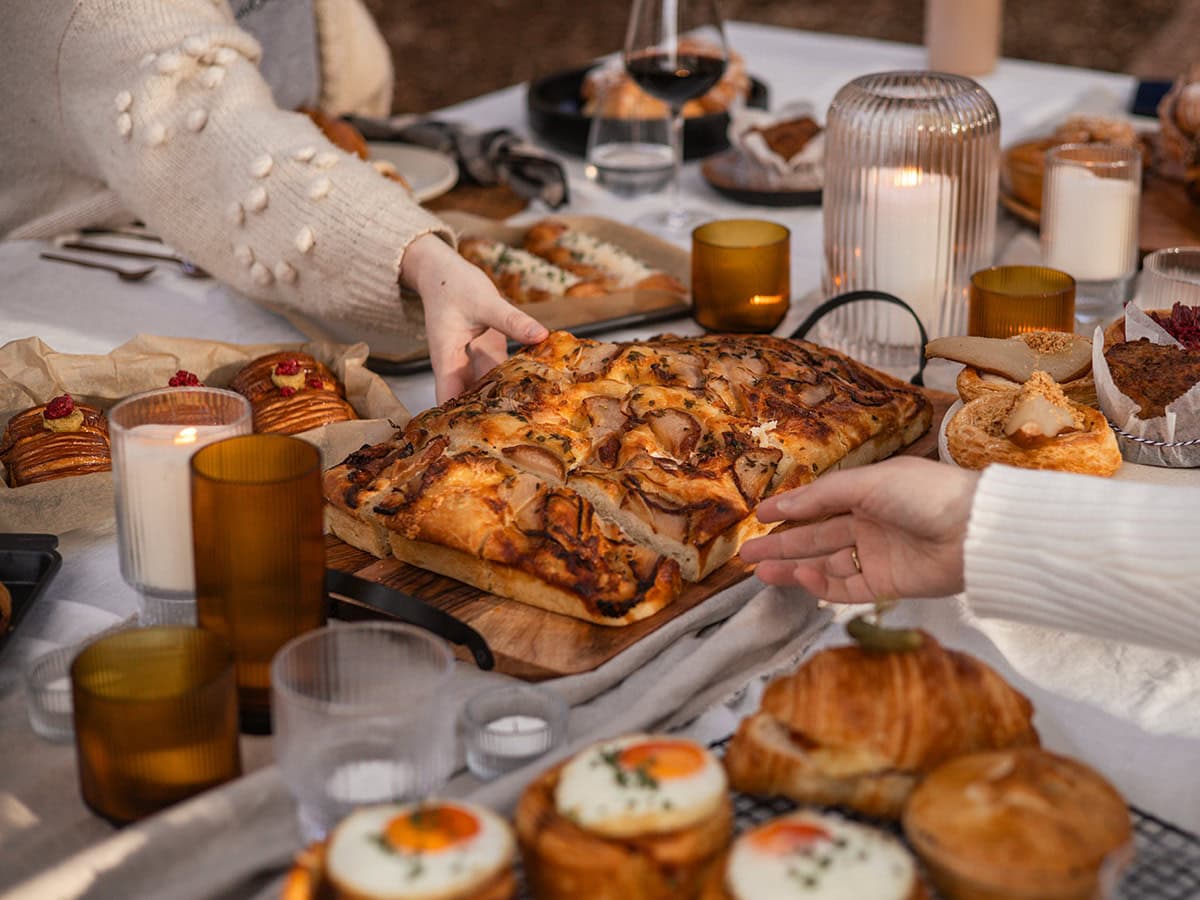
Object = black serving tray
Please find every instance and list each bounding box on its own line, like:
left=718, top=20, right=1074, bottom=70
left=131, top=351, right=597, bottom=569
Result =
left=526, top=65, right=769, bottom=160
left=0, top=534, right=63, bottom=650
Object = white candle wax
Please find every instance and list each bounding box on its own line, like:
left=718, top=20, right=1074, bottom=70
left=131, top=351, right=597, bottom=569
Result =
left=865, top=167, right=957, bottom=341
left=484, top=715, right=550, bottom=756
left=1042, top=165, right=1139, bottom=282
left=116, top=423, right=238, bottom=594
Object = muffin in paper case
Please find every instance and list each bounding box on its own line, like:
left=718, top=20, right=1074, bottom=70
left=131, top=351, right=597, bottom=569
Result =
left=1092, top=304, right=1200, bottom=467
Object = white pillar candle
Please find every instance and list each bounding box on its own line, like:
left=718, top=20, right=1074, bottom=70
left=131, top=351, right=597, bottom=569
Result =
left=864, top=167, right=958, bottom=341
left=115, top=423, right=241, bottom=595
left=1042, top=165, right=1140, bottom=282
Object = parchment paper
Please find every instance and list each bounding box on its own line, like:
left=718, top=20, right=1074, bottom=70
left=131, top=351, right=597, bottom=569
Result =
left=1092, top=307, right=1200, bottom=467
left=0, top=335, right=408, bottom=534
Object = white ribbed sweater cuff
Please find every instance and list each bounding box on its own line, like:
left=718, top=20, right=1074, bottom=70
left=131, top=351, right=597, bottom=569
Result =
left=965, top=465, right=1200, bottom=655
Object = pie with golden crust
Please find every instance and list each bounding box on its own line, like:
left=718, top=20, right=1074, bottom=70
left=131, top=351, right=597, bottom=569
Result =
left=324, top=332, right=931, bottom=625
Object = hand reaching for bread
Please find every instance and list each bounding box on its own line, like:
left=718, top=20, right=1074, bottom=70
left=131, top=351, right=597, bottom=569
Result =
left=742, top=457, right=979, bottom=603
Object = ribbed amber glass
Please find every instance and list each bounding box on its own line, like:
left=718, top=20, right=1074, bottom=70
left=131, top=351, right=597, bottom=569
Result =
left=190, top=435, right=326, bottom=734
left=70, top=626, right=241, bottom=824
left=820, top=71, right=1000, bottom=370
left=968, top=266, right=1076, bottom=338
left=692, top=219, right=790, bottom=333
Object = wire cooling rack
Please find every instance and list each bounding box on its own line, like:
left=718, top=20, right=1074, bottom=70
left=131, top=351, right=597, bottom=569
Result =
left=517, top=740, right=1200, bottom=899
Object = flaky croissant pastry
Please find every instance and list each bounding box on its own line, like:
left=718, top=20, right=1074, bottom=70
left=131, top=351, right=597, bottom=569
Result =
left=228, top=351, right=356, bottom=435
left=0, top=395, right=111, bottom=487
left=724, top=633, right=1039, bottom=819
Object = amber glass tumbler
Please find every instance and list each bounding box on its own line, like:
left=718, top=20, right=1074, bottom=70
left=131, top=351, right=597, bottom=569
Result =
left=968, top=266, right=1076, bottom=338
left=191, top=435, right=326, bottom=733
left=71, top=626, right=241, bottom=824
left=692, top=219, right=790, bottom=332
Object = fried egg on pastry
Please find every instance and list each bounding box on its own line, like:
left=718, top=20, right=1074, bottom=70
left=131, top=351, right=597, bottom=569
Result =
left=725, top=811, right=918, bottom=899
left=324, top=801, right=515, bottom=900
left=553, top=734, right=727, bottom=838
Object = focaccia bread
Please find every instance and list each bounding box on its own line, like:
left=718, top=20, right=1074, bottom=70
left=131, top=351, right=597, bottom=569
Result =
left=325, top=331, right=931, bottom=624
left=229, top=351, right=357, bottom=435
left=903, top=749, right=1132, bottom=900
left=515, top=736, right=733, bottom=900
left=0, top=395, right=111, bottom=487
left=724, top=633, right=1039, bottom=819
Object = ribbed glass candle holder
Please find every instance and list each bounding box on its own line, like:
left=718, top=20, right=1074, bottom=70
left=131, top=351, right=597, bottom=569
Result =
left=820, top=71, right=1000, bottom=372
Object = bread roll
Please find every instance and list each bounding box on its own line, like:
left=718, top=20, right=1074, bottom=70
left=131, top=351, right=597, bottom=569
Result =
left=0, top=395, right=111, bottom=486
left=903, top=748, right=1132, bottom=900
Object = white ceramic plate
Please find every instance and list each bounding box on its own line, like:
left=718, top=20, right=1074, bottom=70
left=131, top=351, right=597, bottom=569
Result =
left=937, top=399, right=963, bottom=466
left=367, top=143, right=459, bottom=203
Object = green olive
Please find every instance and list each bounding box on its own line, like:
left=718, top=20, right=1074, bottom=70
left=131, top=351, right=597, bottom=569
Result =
left=847, top=613, right=924, bottom=653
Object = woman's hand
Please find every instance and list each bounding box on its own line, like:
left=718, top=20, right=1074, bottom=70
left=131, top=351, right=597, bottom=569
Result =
left=740, top=457, right=980, bottom=603
left=401, top=234, right=549, bottom=402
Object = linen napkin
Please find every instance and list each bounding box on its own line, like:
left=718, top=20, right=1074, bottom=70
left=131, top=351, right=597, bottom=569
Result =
left=347, top=115, right=570, bottom=209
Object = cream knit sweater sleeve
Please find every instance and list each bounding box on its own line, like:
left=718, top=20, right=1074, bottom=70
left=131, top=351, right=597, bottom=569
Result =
left=965, top=465, right=1200, bottom=656
left=56, top=0, right=453, bottom=330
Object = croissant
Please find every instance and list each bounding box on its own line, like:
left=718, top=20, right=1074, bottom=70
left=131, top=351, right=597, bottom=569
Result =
left=724, top=633, right=1039, bottom=819
left=0, top=396, right=112, bottom=487
left=228, top=351, right=356, bottom=435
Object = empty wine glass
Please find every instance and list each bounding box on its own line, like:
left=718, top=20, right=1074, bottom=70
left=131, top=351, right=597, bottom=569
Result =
left=623, top=0, right=728, bottom=232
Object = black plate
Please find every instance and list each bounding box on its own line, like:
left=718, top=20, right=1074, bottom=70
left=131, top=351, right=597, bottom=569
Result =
left=526, top=65, right=769, bottom=160
left=0, top=534, right=62, bottom=649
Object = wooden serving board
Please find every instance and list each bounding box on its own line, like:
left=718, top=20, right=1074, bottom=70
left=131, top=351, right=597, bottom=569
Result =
left=328, top=389, right=955, bottom=680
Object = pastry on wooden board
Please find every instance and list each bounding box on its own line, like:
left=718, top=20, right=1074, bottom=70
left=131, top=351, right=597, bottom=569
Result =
left=946, top=372, right=1121, bottom=476
left=700, top=810, right=927, bottom=900
left=903, top=748, right=1132, bottom=900
left=281, top=801, right=517, bottom=900
left=324, top=331, right=931, bottom=624
left=515, top=735, right=732, bottom=900
left=723, top=632, right=1039, bottom=819
left=229, top=351, right=356, bottom=435
left=0, top=394, right=111, bottom=487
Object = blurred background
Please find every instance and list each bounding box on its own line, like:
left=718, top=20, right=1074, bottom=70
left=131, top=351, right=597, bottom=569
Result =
left=366, top=0, right=1196, bottom=113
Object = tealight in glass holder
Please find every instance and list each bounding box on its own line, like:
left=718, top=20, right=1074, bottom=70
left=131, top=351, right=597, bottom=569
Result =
left=968, top=265, right=1076, bottom=338
left=109, top=387, right=252, bottom=626
left=1041, top=143, right=1141, bottom=328
left=1139, top=247, right=1200, bottom=312
left=71, top=625, right=241, bottom=824
left=691, top=219, right=791, bottom=333
left=821, top=71, right=1000, bottom=372
left=460, top=684, right=569, bottom=780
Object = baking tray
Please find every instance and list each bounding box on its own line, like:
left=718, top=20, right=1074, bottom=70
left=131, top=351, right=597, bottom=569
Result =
left=0, top=533, right=62, bottom=649
left=526, top=65, right=769, bottom=160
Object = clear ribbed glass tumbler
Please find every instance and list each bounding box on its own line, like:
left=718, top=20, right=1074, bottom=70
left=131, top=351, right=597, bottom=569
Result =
left=820, top=71, right=1000, bottom=372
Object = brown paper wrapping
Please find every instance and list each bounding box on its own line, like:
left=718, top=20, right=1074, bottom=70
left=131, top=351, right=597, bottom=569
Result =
left=0, top=335, right=408, bottom=534
left=1092, top=307, right=1200, bottom=467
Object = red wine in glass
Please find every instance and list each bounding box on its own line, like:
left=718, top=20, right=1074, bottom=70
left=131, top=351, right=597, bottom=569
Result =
left=625, top=51, right=727, bottom=109
left=623, top=0, right=728, bottom=232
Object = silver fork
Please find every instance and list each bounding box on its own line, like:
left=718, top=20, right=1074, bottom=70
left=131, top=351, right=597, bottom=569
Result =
left=40, top=252, right=156, bottom=282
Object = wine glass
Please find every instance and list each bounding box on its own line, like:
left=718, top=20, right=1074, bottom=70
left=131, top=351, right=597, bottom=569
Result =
left=623, top=0, right=728, bottom=233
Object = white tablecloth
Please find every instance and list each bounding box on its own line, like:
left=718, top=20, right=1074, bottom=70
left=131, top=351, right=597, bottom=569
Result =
left=3, top=22, right=1199, bottom=896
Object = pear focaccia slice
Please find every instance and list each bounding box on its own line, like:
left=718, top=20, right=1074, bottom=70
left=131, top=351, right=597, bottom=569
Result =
left=327, top=439, right=682, bottom=625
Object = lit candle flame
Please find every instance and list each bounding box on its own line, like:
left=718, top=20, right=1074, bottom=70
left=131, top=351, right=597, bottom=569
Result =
left=894, top=168, right=923, bottom=188
left=173, top=426, right=199, bottom=446
left=749, top=294, right=783, bottom=306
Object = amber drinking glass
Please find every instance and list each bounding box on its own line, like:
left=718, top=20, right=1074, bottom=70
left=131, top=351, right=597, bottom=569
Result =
left=191, top=434, right=326, bottom=734
left=692, top=219, right=790, bottom=332
left=71, top=626, right=241, bottom=824
left=968, top=266, right=1076, bottom=338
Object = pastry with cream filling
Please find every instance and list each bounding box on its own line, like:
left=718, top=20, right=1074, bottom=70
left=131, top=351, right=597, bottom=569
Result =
left=945, top=372, right=1120, bottom=476
left=515, top=735, right=733, bottom=899
left=281, top=801, right=517, bottom=900
left=229, top=351, right=356, bottom=435
left=946, top=332, right=1097, bottom=407
left=0, top=394, right=111, bottom=487
left=903, top=748, right=1132, bottom=900
left=701, top=810, right=925, bottom=900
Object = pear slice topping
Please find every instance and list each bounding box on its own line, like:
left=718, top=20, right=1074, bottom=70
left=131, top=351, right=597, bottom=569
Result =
left=926, top=332, right=1092, bottom=383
